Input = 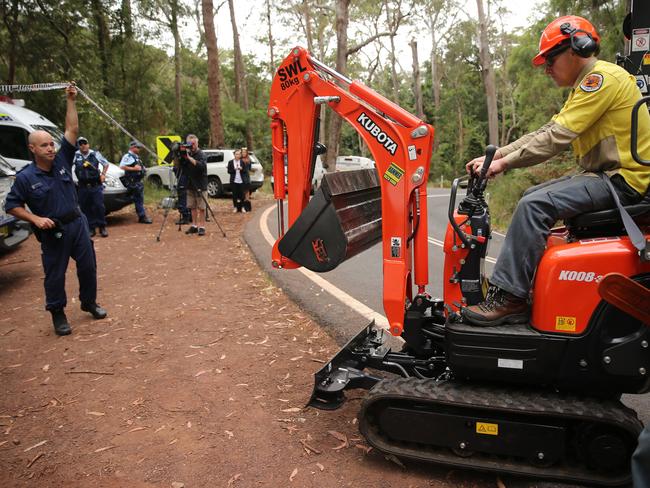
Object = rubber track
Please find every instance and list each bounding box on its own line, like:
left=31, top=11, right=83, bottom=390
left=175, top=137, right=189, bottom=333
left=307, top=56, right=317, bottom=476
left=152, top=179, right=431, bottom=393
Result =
left=359, top=377, right=643, bottom=486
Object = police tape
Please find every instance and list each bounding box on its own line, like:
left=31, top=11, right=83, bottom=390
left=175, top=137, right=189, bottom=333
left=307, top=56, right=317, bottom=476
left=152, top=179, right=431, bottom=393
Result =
left=0, top=82, right=163, bottom=163
left=0, top=82, right=69, bottom=93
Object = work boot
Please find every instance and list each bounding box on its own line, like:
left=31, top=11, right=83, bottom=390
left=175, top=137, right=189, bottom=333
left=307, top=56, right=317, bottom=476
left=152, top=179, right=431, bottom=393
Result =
left=99, top=227, right=108, bottom=238
left=90, top=228, right=96, bottom=237
left=197, top=227, right=206, bottom=236
left=81, top=302, right=108, bottom=320
left=185, top=225, right=198, bottom=235
left=51, top=309, right=71, bottom=336
left=138, top=215, right=152, bottom=224
left=462, top=285, right=529, bottom=327
left=175, top=216, right=190, bottom=225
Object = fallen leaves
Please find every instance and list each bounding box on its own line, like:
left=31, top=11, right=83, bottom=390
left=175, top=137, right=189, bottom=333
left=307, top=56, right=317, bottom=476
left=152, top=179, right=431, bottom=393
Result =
left=227, top=473, right=241, bottom=486
left=281, top=407, right=301, bottom=413
left=328, top=430, right=349, bottom=450
left=86, top=411, right=106, bottom=417
left=94, top=445, right=116, bottom=453
left=289, top=467, right=298, bottom=482
left=24, top=440, right=47, bottom=452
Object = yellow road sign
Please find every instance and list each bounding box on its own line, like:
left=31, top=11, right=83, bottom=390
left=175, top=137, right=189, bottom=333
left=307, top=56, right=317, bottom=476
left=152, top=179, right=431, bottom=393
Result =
left=156, top=135, right=181, bottom=165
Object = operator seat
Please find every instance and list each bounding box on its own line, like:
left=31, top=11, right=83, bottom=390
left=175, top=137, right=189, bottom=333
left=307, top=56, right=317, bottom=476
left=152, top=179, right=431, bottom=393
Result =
left=565, top=193, right=650, bottom=239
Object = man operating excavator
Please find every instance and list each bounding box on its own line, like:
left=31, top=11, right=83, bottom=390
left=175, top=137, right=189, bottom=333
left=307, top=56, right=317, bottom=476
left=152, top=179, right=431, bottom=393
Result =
left=463, top=15, right=650, bottom=327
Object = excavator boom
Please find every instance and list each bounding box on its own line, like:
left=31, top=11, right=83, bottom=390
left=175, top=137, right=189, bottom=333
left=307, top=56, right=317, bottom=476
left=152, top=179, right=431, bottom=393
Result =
left=268, top=47, right=434, bottom=336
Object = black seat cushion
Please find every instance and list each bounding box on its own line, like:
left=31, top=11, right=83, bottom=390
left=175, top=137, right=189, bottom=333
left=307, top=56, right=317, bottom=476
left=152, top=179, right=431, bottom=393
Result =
left=568, top=203, right=650, bottom=228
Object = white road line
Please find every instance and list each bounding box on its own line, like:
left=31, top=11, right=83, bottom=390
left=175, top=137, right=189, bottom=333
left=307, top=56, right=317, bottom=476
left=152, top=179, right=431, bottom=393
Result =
left=259, top=205, right=389, bottom=328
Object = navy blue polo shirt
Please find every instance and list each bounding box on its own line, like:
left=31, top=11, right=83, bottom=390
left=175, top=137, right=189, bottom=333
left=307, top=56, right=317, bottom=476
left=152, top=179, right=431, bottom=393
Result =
left=5, top=137, right=79, bottom=219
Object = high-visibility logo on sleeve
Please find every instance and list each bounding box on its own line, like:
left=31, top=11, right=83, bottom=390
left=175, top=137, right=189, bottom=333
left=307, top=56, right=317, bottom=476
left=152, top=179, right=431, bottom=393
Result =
left=580, top=73, right=603, bottom=93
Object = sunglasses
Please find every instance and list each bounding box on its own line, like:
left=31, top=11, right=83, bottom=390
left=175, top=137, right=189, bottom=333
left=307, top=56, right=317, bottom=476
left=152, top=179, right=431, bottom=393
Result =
left=79, top=141, right=88, bottom=145
left=544, top=45, right=570, bottom=68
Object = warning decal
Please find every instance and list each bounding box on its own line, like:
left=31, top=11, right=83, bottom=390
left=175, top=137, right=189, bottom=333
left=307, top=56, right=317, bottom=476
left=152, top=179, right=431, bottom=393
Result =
left=555, top=316, right=577, bottom=332
left=632, top=28, right=650, bottom=53
left=383, top=162, right=405, bottom=186
left=476, top=422, right=499, bottom=436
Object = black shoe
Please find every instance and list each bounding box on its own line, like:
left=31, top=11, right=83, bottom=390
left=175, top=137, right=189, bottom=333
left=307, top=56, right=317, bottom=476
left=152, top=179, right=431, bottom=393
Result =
left=175, top=216, right=190, bottom=225
left=51, top=309, right=71, bottom=336
left=197, top=227, right=206, bottom=236
left=90, top=228, right=96, bottom=237
left=99, top=227, right=108, bottom=238
left=81, top=302, right=108, bottom=320
left=138, top=216, right=152, bottom=224
left=185, top=225, right=198, bottom=235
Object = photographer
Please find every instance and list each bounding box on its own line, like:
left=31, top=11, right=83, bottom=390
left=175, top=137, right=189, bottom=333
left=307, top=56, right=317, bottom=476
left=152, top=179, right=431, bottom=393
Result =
left=176, top=134, right=208, bottom=236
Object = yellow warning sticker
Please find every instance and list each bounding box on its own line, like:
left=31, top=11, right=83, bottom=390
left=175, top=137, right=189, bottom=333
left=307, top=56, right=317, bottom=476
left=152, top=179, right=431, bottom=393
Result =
left=383, top=162, right=405, bottom=186
left=555, top=316, right=577, bottom=331
left=644, top=53, right=650, bottom=66
left=476, top=422, right=498, bottom=436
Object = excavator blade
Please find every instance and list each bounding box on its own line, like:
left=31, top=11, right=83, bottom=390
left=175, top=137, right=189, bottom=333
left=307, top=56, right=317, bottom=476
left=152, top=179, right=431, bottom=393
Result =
left=278, top=169, right=381, bottom=272
left=308, top=321, right=387, bottom=410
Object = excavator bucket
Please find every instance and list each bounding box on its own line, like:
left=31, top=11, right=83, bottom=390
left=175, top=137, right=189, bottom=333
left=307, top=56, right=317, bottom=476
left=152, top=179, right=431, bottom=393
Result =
left=278, top=168, right=381, bottom=272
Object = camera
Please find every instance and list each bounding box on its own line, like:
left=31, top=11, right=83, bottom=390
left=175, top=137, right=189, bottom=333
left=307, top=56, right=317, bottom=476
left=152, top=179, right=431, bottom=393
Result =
left=171, top=142, right=193, bottom=161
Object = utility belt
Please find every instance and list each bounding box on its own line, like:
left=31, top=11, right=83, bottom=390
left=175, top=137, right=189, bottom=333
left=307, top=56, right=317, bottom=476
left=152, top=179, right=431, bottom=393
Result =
left=32, top=208, right=81, bottom=243
left=79, top=180, right=102, bottom=188
left=120, top=174, right=143, bottom=187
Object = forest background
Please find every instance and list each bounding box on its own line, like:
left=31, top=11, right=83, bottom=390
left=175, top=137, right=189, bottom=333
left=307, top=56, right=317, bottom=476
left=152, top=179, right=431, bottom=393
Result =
left=0, top=0, right=632, bottom=224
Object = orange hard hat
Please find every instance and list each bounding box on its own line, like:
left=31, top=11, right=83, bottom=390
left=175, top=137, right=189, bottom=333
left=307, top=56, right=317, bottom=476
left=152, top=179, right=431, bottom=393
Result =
left=532, top=15, right=600, bottom=66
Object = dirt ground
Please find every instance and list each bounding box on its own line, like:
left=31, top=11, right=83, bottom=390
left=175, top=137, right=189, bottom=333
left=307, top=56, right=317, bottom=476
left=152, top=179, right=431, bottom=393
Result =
left=0, top=196, right=497, bottom=488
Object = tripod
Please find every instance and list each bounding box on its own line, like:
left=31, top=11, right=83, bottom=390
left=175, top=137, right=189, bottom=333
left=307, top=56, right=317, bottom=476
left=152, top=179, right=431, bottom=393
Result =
left=155, top=162, right=226, bottom=241
left=155, top=166, right=180, bottom=242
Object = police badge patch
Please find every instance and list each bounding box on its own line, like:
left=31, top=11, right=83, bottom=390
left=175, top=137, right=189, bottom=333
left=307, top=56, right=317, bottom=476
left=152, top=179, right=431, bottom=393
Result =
left=580, top=73, right=604, bottom=92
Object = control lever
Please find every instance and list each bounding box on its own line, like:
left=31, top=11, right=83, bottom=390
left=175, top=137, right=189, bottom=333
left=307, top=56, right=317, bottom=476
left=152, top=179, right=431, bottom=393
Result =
left=475, top=144, right=498, bottom=195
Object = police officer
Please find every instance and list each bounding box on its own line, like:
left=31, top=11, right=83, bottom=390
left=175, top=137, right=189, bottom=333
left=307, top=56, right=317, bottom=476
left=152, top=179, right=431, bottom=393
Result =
left=74, top=136, right=108, bottom=237
left=462, top=15, right=650, bottom=326
left=120, top=141, right=152, bottom=224
left=5, top=83, right=107, bottom=336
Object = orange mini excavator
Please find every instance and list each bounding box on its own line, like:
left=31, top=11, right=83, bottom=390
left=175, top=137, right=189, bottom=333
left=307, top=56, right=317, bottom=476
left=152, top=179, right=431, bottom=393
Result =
left=267, top=40, right=650, bottom=486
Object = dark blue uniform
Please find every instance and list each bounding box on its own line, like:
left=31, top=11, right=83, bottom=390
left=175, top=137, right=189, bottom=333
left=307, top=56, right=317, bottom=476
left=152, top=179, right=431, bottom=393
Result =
left=5, top=138, right=97, bottom=311
left=119, top=150, right=146, bottom=218
left=74, top=149, right=107, bottom=230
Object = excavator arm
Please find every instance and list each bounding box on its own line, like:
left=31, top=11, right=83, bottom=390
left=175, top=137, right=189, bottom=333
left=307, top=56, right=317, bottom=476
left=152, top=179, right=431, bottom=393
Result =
left=268, top=47, right=434, bottom=336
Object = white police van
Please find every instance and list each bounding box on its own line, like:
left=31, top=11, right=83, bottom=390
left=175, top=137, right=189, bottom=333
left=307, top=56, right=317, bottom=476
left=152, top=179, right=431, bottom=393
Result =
left=0, top=99, right=131, bottom=214
left=0, top=154, right=30, bottom=251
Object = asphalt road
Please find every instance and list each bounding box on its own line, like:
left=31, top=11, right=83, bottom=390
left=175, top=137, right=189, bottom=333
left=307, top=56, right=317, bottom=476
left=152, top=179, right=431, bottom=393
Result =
left=244, top=188, right=648, bottom=487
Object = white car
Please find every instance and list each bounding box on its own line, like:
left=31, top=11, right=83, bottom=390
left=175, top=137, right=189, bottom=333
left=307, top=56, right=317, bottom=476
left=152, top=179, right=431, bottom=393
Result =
left=271, top=155, right=325, bottom=194
left=146, top=148, right=265, bottom=198
left=0, top=155, right=31, bottom=252
left=335, top=155, right=375, bottom=171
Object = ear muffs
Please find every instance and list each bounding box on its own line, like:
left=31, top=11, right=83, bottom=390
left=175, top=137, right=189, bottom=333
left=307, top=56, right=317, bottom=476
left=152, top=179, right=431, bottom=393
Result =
left=560, top=22, right=598, bottom=58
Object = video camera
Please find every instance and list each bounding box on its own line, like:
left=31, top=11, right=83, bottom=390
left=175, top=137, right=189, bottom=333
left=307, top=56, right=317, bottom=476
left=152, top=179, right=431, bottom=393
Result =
left=171, top=141, right=193, bottom=161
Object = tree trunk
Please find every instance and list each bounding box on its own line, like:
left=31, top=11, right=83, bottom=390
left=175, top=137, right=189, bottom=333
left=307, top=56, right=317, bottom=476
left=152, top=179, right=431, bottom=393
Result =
left=476, top=0, right=498, bottom=145
left=121, top=0, right=133, bottom=39
left=385, top=0, right=399, bottom=101
left=201, top=0, right=225, bottom=147
left=302, top=0, right=313, bottom=52
left=410, top=39, right=424, bottom=120
left=228, top=0, right=253, bottom=149
left=171, top=2, right=183, bottom=122
left=325, top=0, right=350, bottom=172
left=266, top=0, right=275, bottom=79
left=3, top=0, right=20, bottom=85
